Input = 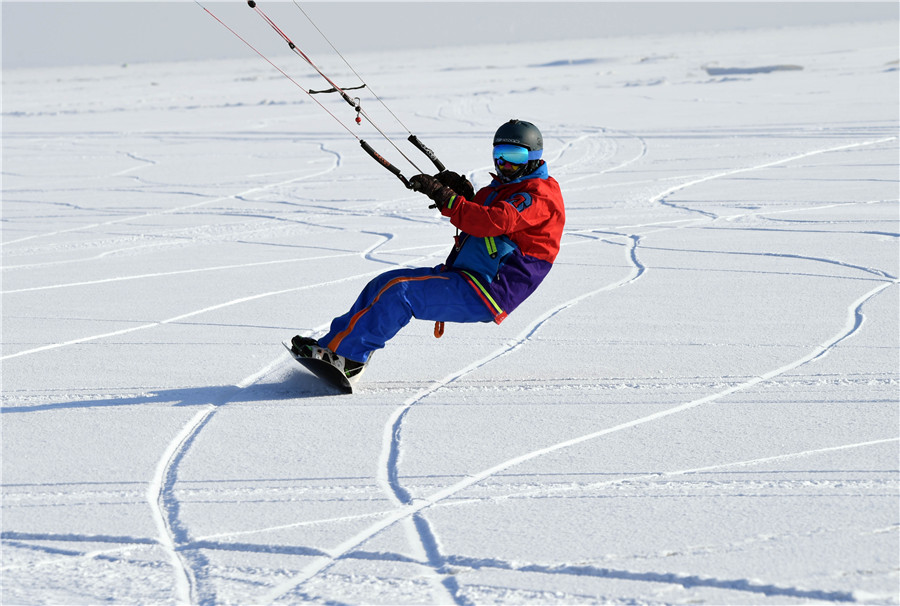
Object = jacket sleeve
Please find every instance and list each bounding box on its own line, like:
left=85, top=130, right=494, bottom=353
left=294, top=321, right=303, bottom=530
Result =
left=440, top=187, right=551, bottom=238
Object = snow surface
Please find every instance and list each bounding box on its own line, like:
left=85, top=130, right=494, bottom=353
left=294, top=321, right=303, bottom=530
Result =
left=2, top=16, right=899, bottom=606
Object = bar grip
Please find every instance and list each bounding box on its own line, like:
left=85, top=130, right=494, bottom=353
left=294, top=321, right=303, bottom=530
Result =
left=408, top=134, right=446, bottom=173
left=360, top=140, right=410, bottom=188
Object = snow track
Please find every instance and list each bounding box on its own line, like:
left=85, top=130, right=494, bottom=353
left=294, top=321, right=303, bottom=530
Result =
left=257, top=121, right=898, bottom=600
left=0, top=149, right=343, bottom=248
left=650, top=137, right=898, bottom=218
left=3, top=19, right=898, bottom=605
left=147, top=359, right=288, bottom=605
left=148, top=406, right=213, bottom=605
left=265, top=276, right=894, bottom=603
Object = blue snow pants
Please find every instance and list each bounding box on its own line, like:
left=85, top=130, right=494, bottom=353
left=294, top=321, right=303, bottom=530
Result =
left=319, top=265, right=494, bottom=363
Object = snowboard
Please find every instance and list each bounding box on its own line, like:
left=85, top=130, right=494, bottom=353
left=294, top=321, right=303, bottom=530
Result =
left=282, top=341, right=354, bottom=394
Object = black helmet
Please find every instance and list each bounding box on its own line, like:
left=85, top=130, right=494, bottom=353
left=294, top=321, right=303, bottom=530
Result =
left=493, top=119, right=543, bottom=153
left=493, top=119, right=543, bottom=182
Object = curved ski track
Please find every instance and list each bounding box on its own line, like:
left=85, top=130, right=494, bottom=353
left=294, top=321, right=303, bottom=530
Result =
left=5, top=116, right=897, bottom=604
left=0, top=142, right=344, bottom=249
left=138, top=128, right=653, bottom=604
left=261, top=133, right=899, bottom=603
left=263, top=278, right=895, bottom=603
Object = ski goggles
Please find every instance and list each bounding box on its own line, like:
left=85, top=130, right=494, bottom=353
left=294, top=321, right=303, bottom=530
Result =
left=492, top=144, right=542, bottom=166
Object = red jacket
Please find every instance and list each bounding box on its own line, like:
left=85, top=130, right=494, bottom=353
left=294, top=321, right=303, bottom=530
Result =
left=440, top=162, right=565, bottom=322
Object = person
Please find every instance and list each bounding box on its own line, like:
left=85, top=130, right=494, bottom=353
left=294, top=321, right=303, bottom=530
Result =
left=291, top=119, right=565, bottom=382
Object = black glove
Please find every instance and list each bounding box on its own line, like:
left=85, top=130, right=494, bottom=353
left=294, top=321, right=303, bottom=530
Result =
left=435, top=170, right=475, bottom=200
left=409, top=173, right=457, bottom=210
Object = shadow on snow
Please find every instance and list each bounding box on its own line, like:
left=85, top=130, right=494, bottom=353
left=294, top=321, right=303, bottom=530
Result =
left=1, top=371, right=343, bottom=414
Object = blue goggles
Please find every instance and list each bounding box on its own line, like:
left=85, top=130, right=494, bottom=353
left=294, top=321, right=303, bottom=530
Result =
left=493, top=144, right=542, bottom=166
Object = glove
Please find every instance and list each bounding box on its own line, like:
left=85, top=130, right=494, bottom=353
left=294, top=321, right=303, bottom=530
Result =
left=408, top=173, right=457, bottom=210
left=435, top=170, right=475, bottom=200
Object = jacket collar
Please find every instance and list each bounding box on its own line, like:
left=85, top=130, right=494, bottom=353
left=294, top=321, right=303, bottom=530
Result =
left=490, top=160, right=549, bottom=187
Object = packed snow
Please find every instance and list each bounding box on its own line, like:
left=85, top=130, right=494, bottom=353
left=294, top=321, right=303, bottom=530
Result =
left=2, top=12, right=899, bottom=606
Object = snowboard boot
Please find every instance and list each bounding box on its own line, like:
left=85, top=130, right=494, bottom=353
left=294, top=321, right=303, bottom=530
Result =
left=290, top=335, right=367, bottom=382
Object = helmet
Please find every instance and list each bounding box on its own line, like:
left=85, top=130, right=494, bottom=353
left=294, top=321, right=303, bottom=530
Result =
left=493, top=119, right=543, bottom=152
left=492, top=119, right=543, bottom=182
